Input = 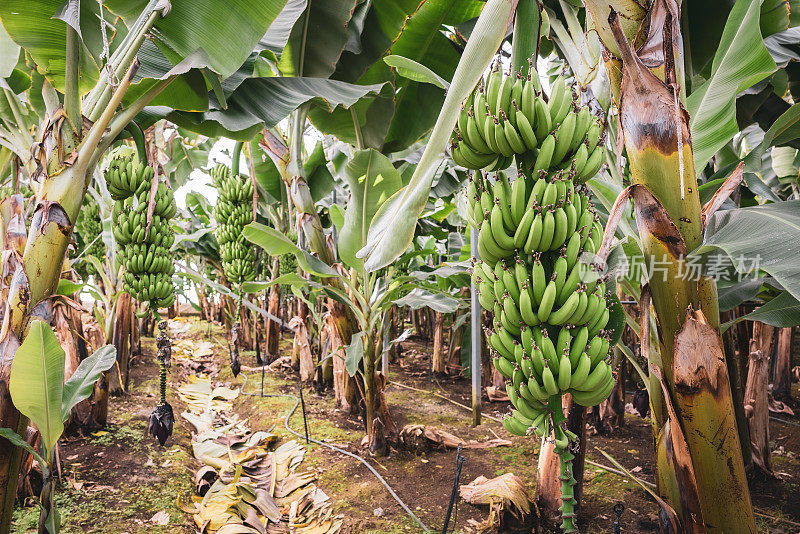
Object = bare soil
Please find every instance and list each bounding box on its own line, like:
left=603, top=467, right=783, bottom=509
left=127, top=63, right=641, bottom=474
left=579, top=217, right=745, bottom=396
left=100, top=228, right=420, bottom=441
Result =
left=12, top=319, right=800, bottom=533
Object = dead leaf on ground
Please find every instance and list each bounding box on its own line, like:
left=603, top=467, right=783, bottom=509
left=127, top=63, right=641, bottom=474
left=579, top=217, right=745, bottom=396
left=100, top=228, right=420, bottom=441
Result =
left=398, top=424, right=511, bottom=453
left=149, top=511, right=170, bottom=525
left=460, top=473, right=532, bottom=532
left=768, top=396, right=795, bottom=415
left=486, top=386, right=509, bottom=402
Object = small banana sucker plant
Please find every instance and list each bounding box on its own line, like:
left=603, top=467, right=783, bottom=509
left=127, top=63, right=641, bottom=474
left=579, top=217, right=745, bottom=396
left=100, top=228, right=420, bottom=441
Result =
left=242, top=216, right=462, bottom=455
left=242, top=0, right=515, bottom=454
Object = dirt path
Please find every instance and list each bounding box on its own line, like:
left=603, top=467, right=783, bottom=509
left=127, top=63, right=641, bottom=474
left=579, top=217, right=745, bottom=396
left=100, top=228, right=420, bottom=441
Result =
left=12, top=319, right=800, bottom=533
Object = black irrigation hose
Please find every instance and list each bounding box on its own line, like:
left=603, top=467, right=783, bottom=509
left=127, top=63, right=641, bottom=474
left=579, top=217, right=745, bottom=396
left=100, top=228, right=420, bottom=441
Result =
left=771, top=414, right=800, bottom=427
left=240, top=373, right=432, bottom=534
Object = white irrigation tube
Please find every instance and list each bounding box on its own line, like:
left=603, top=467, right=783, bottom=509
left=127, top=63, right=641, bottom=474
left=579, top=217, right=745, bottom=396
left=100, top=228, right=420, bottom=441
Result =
left=240, top=374, right=431, bottom=533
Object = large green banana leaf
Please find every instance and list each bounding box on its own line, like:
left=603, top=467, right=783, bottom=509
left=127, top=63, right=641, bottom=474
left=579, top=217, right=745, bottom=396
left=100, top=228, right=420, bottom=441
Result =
left=382, top=0, right=484, bottom=153
left=0, top=0, right=109, bottom=92
left=243, top=222, right=338, bottom=277
left=358, top=0, right=513, bottom=271
left=0, top=23, right=20, bottom=79
left=694, top=200, right=800, bottom=301
left=305, top=0, right=419, bottom=150
left=105, top=0, right=288, bottom=79
left=155, top=76, right=385, bottom=140
left=257, top=0, right=308, bottom=61
left=278, top=0, right=357, bottom=78
left=338, top=149, right=403, bottom=269
left=9, top=321, right=64, bottom=454
left=1, top=0, right=287, bottom=98
left=687, top=0, right=777, bottom=171
left=60, top=346, right=117, bottom=421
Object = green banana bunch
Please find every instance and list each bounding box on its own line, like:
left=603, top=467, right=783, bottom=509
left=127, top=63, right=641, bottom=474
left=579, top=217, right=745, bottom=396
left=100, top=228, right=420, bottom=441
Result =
left=109, top=153, right=177, bottom=309
left=212, top=163, right=256, bottom=284
left=74, top=199, right=104, bottom=277
left=459, top=61, right=614, bottom=448
left=451, top=62, right=605, bottom=185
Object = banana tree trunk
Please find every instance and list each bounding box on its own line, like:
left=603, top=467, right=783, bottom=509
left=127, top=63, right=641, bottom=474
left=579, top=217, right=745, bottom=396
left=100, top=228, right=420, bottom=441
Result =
left=608, top=348, right=626, bottom=426
left=592, top=346, right=626, bottom=432
left=110, top=293, right=132, bottom=395
left=771, top=327, right=792, bottom=401
left=432, top=312, right=446, bottom=374
left=0, top=54, right=166, bottom=531
left=721, top=309, right=752, bottom=468
left=195, top=282, right=212, bottom=321
left=592, top=1, right=756, bottom=530
left=0, top=164, right=88, bottom=531
left=363, top=334, right=376, bottom=445
left=59, top=300, right=102, bottom=434
left=744, top=321, right=775, bottom=476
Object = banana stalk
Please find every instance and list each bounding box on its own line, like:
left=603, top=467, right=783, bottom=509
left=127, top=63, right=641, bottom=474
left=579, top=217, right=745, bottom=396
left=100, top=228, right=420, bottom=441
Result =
left=511, top=0, right=541, bottom=75
left=589, top=2, right=756, bottom=531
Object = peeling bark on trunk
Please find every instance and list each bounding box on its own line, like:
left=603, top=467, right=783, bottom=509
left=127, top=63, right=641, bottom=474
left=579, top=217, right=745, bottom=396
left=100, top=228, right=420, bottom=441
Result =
left=387, top=305, right=398, bottom=364
left=593, top=347, right=626, bottom=433
left=109, top=293, right=132, bottom=395
left=673, top=308, right=754, bottom=532
left=432, top=312, right=446, bottom=375
left=721, top=309, right=752, bottom=469
left=481, top=311, right=493, bottom=390
left=447, top=324, right=464, bottom=372
left=195, top=283, right=212, bottom=322
left=58, top=303, right=101, bottom=434
left=772, top=327, right=792, bottom=401
left=412, top=309, right=422, bottom=337
left=289, top=316, right=314, bottom=383
left=609, top=351, right=626, bottom=426
left=326, top=306, right=354, bottom=413
left=744, top=321, right=775, bottom=477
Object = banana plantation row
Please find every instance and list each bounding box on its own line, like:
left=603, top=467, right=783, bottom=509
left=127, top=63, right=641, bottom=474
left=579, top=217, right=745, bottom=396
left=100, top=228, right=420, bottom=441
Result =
left=0, top=0, right=799, bottom=532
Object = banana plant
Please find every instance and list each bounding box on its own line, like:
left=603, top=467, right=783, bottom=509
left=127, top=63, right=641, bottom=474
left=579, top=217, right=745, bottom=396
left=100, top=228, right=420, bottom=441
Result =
left=242, top=214, right=461, bottom=453
left=575, top=0, right=800, bottom=529
left=0, top=1, right=291, bottom=530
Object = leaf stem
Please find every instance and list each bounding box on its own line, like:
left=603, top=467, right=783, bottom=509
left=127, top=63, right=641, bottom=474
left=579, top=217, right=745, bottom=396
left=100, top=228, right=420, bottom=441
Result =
left=232, top=141, right=244, bottom=175
left=64, top=24, right=81, bottom=140
left=2, top=90, right=27, bottom=135
left=85, top=9, right=163, bottom=121
left=511, top=0, right=541, bottom=75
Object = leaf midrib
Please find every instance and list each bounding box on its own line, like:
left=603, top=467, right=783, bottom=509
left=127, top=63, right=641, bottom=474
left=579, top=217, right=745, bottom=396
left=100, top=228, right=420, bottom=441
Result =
left=37, top=325, right=54, bottom=453
left=361, top=150, right=374, bottom=246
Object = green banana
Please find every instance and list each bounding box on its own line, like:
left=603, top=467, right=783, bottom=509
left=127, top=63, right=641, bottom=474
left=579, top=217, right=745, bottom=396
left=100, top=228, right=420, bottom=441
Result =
left=537, top=280, right=557, bottom=323
left=510, top=176, right=527, bottom=225
left=552, top=109, right=577, bottom=164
